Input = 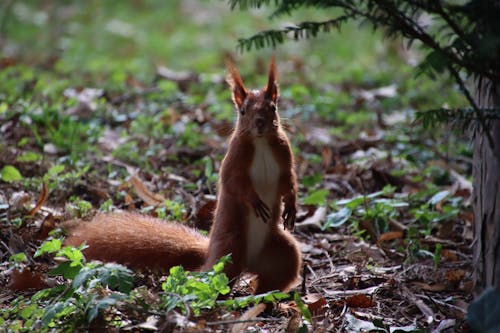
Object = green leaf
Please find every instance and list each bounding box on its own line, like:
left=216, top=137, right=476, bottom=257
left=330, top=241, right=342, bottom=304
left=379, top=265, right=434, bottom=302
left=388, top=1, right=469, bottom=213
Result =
left=87, top=294, right=126, bottom=323
left=58, top=245, right=86, bottom=265
left=302, top=173, right=323, bottom=187
left=324, top=207, right=352, bottom=230
left=19, top=304, right=37, bottom=320
left=433, top=243, right=442, bottom=267
left=47, top=164, right=65, bottom=176
left=16, top=151, right=42, bottom=162
left=35, top=239, right=62, bottom=257
left=9, top=252, right=28, bottom=263
left=0, top=102, right=8, bottom=114
left=72, top=264, right=134, bottom=293
left=293, top=292, right=312, bottom=323
left=336, top=196, right=365, bottom=210
left=49, top=261, right=83, bottom=279
left=1, top=165, right=23, bottom=182
left=41, top=302, right=65, bottom=327
left=303, top=189, right=329, bottom=206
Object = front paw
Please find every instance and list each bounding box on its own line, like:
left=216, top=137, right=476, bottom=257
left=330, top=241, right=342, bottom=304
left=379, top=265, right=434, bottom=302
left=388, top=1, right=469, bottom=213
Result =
left=252, top=197, right=271, bottom=223
left=282, top=204, right=296, bottom=230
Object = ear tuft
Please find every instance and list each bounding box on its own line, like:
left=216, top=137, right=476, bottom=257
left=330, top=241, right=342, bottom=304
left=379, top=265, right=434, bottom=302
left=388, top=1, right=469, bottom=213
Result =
left=264, top=57, right=279, bottom=102
left=226, top=59, right=248, bottom=109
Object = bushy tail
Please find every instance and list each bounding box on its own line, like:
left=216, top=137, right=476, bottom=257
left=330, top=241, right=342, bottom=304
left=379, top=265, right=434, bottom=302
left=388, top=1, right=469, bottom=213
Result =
left=64, top=212, right=209, bottom=272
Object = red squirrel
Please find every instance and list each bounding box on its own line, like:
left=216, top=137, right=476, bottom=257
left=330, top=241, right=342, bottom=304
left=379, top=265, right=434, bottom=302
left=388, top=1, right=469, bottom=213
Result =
left=64, top=59, right=301, bottom=293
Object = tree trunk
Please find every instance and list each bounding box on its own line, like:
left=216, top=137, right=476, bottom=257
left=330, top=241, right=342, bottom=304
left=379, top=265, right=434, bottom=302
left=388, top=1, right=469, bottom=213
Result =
left=472, top=83, right=500, bottom=294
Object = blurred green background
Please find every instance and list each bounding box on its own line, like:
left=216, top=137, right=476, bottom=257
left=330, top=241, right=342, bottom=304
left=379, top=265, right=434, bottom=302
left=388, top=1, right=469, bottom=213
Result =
left=0, top=0, right=468, bottom=169
left=1, top=0, right=459, bottom=90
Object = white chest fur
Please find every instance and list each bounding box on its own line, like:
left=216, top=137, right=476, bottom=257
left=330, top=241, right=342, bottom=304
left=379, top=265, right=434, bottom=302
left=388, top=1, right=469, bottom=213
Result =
left=247, top=138, right=280, bottom=263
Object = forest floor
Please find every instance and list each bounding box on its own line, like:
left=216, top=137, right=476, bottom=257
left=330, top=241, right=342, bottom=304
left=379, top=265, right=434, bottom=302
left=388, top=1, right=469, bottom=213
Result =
left=0, top=1, right=473, bottom=332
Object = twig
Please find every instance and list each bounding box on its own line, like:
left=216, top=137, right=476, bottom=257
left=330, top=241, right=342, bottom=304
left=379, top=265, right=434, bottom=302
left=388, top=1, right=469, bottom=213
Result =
left=400, top=285, right=434, bottom=324
left=206, top=317, right=280, bottom=326
left=324, top=249, right=335, bottom=273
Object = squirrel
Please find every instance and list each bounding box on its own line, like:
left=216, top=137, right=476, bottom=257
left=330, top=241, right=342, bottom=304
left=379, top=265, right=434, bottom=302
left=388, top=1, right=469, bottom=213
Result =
left=64, top=59, right=301, bottom=294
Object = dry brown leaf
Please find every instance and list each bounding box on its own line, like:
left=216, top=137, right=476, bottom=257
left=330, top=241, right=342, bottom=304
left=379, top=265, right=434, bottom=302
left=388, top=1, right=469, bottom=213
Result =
left=441, top=249, right=458, bottom=262
left=303, top=293, right=327, bottom=315
left=378, top=231, right=404, bottom=242
left=321, top=147, right=333, bottom=169
left=124, top=192, right=134, bottom=207
left=29, top=181, right=48, bottom=216
left=129, top=175, right=165, bottom=206
left=411, top=281, right=447, bottom=292
left=37, top=214, right=56, bottom=240
left=345, top=294, right=375, bottom=308
left=445, top=269, right=466, bottom=283
left=8, top=268, right=47, bottom=291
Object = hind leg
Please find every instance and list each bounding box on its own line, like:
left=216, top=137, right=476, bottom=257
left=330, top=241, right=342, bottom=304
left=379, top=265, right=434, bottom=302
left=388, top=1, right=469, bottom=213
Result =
left=251, top=231, right=301, bottom=294
left=202, top=233, right=245, bottom=289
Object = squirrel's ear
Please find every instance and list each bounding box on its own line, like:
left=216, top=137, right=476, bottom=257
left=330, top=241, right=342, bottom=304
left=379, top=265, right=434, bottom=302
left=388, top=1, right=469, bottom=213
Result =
left=264, top=57, right=279, bottom=102
left=226, top=60, right=248, bottom=109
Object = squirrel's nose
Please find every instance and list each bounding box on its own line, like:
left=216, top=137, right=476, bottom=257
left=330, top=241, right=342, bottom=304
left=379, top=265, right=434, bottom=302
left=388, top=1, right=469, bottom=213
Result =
left=255, top=118, right=265, bottom=130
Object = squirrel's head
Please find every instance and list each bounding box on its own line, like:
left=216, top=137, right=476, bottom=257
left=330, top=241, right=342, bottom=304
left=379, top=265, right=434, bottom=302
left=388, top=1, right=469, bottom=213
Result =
left=227, top=58, right=280, bottom=138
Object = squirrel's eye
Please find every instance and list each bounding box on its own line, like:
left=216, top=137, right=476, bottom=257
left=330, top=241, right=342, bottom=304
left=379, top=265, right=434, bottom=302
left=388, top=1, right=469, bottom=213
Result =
left=240, top=107, right=245, bottom=115
left=270, top=104, right=277, bottom=112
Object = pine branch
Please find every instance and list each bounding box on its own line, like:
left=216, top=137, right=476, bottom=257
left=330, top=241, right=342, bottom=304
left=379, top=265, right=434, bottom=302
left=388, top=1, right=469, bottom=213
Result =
left=237, top=15, right=353, bottom=51
left=416, top=107, right=500, bottom=128
left=228, top=0, right=274, bottom=10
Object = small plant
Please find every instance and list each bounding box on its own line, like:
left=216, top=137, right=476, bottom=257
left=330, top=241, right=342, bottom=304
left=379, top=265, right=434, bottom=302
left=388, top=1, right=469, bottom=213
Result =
left=3, top=239, right=134, bottom=332
left=160, top=255, right=231, bottom=315
left=1, top=165, right=23, bottom=182
left=325, top=185, right=406, bottom=237
left=67, top=196, right=93, bottom=218
left=176, top=122, right=203, bottom=149
left=155, top=199, right=186, bottom=221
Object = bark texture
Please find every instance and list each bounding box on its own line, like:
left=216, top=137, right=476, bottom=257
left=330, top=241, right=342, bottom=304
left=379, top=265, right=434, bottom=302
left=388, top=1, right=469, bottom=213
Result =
left=473, top=83, right=500, bottom=294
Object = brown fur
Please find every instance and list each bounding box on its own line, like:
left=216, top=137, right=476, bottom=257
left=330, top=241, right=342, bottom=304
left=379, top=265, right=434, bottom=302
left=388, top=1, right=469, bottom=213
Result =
left=64, top=213, right=208, bottom=271
left=63, top=59, right=301, bottom=293
left=203, top=58, right=301, bottom=292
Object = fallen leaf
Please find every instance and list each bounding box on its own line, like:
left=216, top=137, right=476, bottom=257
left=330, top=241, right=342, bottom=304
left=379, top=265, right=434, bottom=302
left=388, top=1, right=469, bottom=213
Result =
left=135, top=316, right=159, bottom=330
left=8, top=268, right=47, bottom=291
left=321, top=146, right=333, bottom=169
left=441, top=249, right=458, bottom=262
left=345, top=294, right=375, bottom=308
left=344, top=312, right=378, bottom=332
left=445, top=269, right=466, bottom=283
left=37, top=214, right=56, bottom=239
left=303, top=293, right=327, bottom=315
left=296, top=206, right=327, bottom=230
left=378, top=231, right=404, bottom=242
left=411, top=281, right=447, bottom=292
left=129, top=175, right=165, bottom=206
left=124, top=192, right=134, bottom=207
left=324, top=207, right=351, bottom=229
